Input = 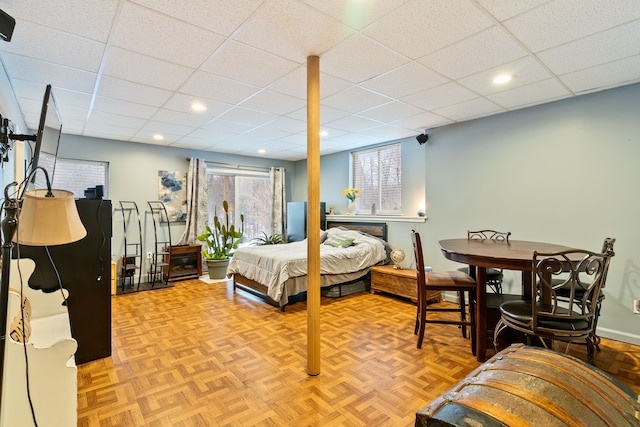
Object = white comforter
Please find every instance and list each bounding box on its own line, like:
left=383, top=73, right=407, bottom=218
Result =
left=226, top=228, right=387, bottom=302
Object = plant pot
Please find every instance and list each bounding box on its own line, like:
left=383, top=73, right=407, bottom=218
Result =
left=206, top=258, right=230, bottom=280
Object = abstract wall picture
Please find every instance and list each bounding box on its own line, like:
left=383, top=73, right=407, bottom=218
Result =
left=158, top=170, right=187, bottom=222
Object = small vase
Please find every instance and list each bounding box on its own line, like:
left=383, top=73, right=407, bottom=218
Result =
left=347, top=201, right=355, bottom=215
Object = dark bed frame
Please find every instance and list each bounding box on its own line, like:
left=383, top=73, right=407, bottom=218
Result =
left=232, top=221, right=387, bottom=310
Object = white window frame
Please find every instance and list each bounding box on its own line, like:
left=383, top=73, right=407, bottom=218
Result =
left=351, top=142, right=402, bottom=215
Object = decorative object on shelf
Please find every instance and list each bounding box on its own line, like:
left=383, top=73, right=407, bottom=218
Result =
left=371, top=203, right=376, bottom=215
left=343, top=187, right=359, bottom=215
left=346, top=202, right=356, bottom=215
left=391, top=249, right=406, bottom=270
left=197, top=200, right=244, bottom=279
left=328, top=207, right=334, bottom=215
left=417, top=202, right=426, bottom=217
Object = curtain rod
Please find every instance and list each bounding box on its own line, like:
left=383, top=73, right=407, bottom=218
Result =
left=186, top=158, right=270, bottom=173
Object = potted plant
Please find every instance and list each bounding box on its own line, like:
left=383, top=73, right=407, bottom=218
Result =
left=197, top=200, right=244, bottom=279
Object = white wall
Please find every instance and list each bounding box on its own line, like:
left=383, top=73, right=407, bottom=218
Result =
left=294, top=83, right=640, bottom=345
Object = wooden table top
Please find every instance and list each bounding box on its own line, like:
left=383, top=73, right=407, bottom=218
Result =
left=438, top=238, right=575, bottom=270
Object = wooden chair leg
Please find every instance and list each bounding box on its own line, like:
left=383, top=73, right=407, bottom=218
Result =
left=417, top=300, right=426, bottom=349
left=458, top=290, right=467, bottom=338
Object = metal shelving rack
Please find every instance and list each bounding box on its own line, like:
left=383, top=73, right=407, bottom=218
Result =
left=146, top=201, right=172, bottom=287
left=118, top=201, right=143, bottom=291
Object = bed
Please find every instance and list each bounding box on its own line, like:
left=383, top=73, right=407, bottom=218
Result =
left=227, top=221, right=390, bottom=310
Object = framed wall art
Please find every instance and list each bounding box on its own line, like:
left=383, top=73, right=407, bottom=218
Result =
left=158, top=170, right=187, bottom=222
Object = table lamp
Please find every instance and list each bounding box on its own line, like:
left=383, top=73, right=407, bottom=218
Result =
left=0, top=166, right=86, bottom=413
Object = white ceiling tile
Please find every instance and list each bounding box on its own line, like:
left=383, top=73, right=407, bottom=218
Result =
left=325, top=114, right=382, bottom=133
left=239, top=89, right=305, bottom=116
left=358, top=101, right=424, bottom=123
left=359, top=124, right=417, bottom=140
left=163, top=93, right=232, bottom=117
left=504, top=0, right=640, bottom=52
left=0, top=22, right=105, bottom=72
left=201, top=40, right=298, bottom=87
left=360, top=62, right=449, bottom=99
left=560, top=55, right=640, bottom=94
left=476, top=0, right=548, bottom=21
left=102, top=47, right=194, bottom=90
left=201, top=119, right=253, bottom=134
left=112, top=2, right=225, bottom=68
left=322, top=86, right=392, bottom=114
left=216, top=107, right=278, bottom=127
left=180, top=71, right=259, bottom=104
left=92, top=97, right=159, bottom=120
left=364, top=0, right=494, bottom=59
left=321, top=34, right=409, bottom=84
left=301, top=0, right=412, bottom=30
left=263, top=116, right=307, bottom=134
left=488, top=78, right=570, bottom=109
left=234, top=0, right=354, bottom=62
left=402, top=82, right=477, bottom=111
left=392, top=111, right=453, bottom=131
left=287, top=106, right=351, bottom=125
left=537, top=20, right=640, bottom=75
left=97, top=76, right=173, bottom=106
left=5, top=0, right=119, bottom=42
left=419, top=26, right=529, bottom=79
left=433, top=97, right=504, bottom=121
left=458, top=56, right=553, bottom=95
left=130, top=0, right=264, bottom=37
left=88, top=110, right=147, bottom=129
left=1, top=54, right=97, bottom=93
left=151, top=109, right=213, bottom=128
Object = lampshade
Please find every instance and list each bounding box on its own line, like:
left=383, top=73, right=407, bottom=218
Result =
left=14, top=189, right=87, bottom=246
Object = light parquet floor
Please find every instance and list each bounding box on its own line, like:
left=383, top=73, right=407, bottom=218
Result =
left=77, top=279, right=640, bottom=426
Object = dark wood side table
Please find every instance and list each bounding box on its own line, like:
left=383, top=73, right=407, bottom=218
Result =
left=165, top=244, right=202, bottom=281
left=370, top=265, right=441, bottom=302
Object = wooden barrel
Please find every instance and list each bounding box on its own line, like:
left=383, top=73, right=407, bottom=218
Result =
left=416, top=344, right=640, bottom=427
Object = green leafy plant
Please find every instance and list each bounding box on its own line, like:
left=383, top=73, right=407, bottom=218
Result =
left=197, top=200, right=244, bottom=260
left=253, top=232, right=283, bottom=246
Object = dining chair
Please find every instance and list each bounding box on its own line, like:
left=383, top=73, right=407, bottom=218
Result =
left=494, top=247, right=615, bottom=365
left=459, top=229, right=511, bottom=293
left=411, top=230, right=477, bottom=353
left=552, top=237, right=615, bottom=351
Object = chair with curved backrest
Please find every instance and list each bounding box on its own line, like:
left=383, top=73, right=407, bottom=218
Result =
left=411, top=230, right=477, bottom=354
left=459, top=230, right=511, bottom=293
left=553, top=237, right=615, bottom=351
left=494, top=247, right=615, bottom=365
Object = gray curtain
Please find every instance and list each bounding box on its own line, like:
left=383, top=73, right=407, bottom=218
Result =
left=270, top=167, right=286, bottom=238
left=177, top=158, right=208, bottom=245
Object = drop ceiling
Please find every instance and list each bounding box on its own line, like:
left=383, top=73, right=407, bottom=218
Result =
left=0, top=0, right=639, bottom=161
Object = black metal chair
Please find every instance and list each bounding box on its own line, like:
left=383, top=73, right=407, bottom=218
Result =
left=459, top=230, right=511, bottom=293
left=553, top=237, right=615, bottom=351
left=412, top=230, right=476, bottom=354
left=494, top=247, right=615, bottom=365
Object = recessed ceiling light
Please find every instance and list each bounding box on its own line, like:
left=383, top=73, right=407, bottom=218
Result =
left=319, top=130, right=328, bottom=137
left=191, top=102, right=207, bottom=112
left=258, top=148, right=266, bottom=154
left=493, top=74, right=512, bottom=84
left=153, top=134, right=164, bottom=141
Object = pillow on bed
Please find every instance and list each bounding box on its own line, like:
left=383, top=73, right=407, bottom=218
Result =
left=323, top=235, right=355, bottom=248
left=320, top=229, right=328, bottom=243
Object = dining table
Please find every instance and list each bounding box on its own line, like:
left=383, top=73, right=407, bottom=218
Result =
left=438, top=238, right=575, bottom=362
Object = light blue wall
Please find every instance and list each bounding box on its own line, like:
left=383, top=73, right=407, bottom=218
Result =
left=293, top=83, right=640, bottom=345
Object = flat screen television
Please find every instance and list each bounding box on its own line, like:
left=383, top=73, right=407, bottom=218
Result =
left=28, top=84, right=62, bottom=189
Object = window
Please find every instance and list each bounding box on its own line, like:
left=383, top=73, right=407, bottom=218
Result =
left=39, top=153, right=109, bottom=198
left=207, top=170, right=271, bottom=242
left=352, top=143, right=402, bottom=214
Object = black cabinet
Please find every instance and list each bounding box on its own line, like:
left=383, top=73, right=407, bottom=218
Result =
left=18, top=199, right=112, bottom=364
left=286, top=202, right=326, bottom=242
